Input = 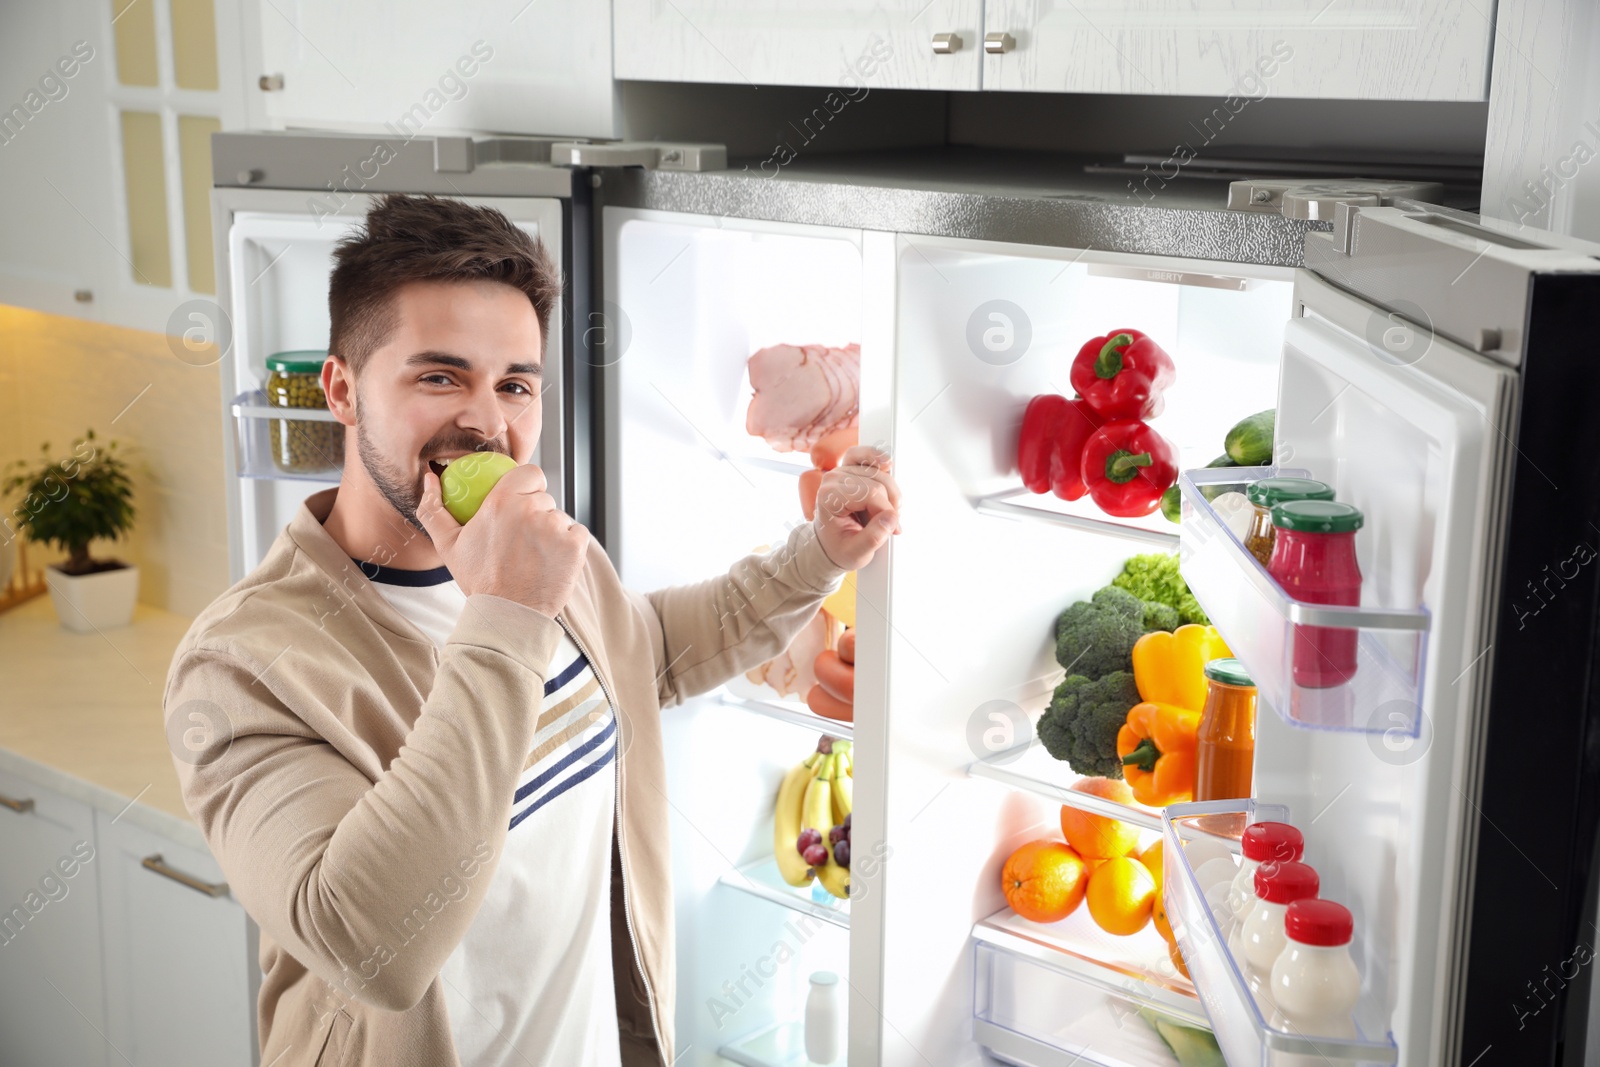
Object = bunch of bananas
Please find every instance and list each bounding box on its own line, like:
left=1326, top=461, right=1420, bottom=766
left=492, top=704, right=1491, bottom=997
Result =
left=774, top=736, right=854, bottom=899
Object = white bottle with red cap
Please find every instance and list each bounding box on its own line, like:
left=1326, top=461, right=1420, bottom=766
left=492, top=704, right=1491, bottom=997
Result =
left=1227, top=822, right=1306, bottom=936
left=1235, top=860, right=1320, bottom=1020
left=1268, top=899, right=1361, bottom=1066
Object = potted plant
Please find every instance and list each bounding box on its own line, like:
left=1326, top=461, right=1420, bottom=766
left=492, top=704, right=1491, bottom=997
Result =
left=2, top=429, right=139, bottom=632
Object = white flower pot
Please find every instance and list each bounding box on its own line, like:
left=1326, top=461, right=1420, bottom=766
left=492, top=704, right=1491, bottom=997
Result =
left=47, top=562, right=139, bottom=632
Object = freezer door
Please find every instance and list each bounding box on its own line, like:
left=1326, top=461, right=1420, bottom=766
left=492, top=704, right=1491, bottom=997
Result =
left=211, top=188, right=569, bottom=581
left=1246, top=266, right=1516, bottom=1065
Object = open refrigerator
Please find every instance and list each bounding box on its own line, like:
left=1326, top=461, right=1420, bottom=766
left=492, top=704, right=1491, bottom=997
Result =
left=210, top=131, right=1600, bottom=1067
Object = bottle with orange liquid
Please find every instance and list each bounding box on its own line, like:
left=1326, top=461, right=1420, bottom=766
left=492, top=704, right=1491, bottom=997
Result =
left=1195, top=658, right=1257, bottom=802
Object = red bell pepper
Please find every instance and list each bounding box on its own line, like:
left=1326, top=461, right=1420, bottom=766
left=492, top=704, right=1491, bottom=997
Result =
left=1081, top=419, right=1178, bottom=517
left=1017, top=394, right=1104, bottom=500
left=1070, top=329, right=1176, bottom=421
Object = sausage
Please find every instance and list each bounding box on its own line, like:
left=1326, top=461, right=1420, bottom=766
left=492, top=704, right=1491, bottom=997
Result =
left=799, top=468, right=822, bottom=521
left=837, top=629, right=856, bottom=665
left=813, top=648, right=854, bottom=701
left=806, top=684, right=854, bottom=723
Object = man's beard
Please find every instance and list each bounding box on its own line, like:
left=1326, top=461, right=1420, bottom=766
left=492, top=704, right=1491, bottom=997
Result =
left=356, top=422, right=510, bottom=536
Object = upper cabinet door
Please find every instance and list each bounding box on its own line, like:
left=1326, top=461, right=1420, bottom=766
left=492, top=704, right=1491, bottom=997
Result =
left=255, top=3, right=618, bottom=138
left=613, top=0, right=983, bottom=91
left=980, top=0, right=1493, bottom=100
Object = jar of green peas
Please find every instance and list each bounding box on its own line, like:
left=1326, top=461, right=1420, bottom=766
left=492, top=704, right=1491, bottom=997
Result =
left=265, top=352, right=344, bottom=474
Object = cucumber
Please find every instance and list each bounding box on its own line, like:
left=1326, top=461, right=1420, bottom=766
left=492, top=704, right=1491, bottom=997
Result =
left=1200, top=453, right=1237, bottom=502
left=1161, top=484, right=1182, bottom=523
left=1224, top=409, right=1275, bottom=466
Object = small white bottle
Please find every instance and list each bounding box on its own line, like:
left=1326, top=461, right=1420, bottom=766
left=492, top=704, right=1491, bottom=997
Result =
left=805, top=971, right=844, bottom=1065
left=1268, top=899, right=1361, bottom=1067
left=1236, top=860, right=1319, bottom=1020
left=1227, top=822, right=1305, bottom=936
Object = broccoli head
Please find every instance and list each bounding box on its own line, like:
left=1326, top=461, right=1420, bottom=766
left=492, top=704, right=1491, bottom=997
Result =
left=1055, top=586, right=1147, bottom=678
left=1036, top=670, right=1140, bottom=779
left=1111, top=553, right=1210, bottom=626
left=1141, top=599, right=1180, bottom=633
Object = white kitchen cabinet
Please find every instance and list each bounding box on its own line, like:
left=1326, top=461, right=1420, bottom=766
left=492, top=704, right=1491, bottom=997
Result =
left=0, top=0, right=253, bottom=333
left=0, top=769, right=109, bottom=1067
left=980, top=0, right=1494, bottom=100
left=252, top=0, right=618, bottom=139
left=95, top=812, right=256, bottom=1067
left=612, top=0, right=983, bottom=91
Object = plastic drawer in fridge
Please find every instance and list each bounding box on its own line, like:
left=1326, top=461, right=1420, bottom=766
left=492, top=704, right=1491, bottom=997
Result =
left=1161, top=800, right=1398, bottom=1066
left=1176, top=466, right=1430, bottom=736
left=972, top=930, right=1212, bottom=1067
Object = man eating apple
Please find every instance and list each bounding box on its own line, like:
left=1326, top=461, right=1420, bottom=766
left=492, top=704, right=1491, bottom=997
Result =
left=162, top=193, right=900, bottom=1067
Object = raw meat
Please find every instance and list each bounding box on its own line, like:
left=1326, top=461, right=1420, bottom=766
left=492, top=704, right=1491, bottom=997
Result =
left=746, top=343, right=860, bottom=453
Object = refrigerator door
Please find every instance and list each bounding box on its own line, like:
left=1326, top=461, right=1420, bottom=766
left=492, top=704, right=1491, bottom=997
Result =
left=1235, top=265, right=1517, bottom=1066
left=598, top=203, right=884, bottom=1065
left=1287, top=205, right=1600, bottom=1066
left=211, top=184, right=567, bottom=581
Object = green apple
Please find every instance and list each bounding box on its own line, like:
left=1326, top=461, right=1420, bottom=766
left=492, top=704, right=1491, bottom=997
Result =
left=439, top=452, right=519, bottom=524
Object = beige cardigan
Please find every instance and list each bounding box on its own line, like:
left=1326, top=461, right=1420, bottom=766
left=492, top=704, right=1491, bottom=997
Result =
left=162, top=487, right=848, bottom=1066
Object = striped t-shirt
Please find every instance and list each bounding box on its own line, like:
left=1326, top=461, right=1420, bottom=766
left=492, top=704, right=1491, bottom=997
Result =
left=355, top=558, right=623, bottom=1067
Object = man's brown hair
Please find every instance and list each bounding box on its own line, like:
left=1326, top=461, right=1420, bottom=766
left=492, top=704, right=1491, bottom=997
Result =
left=327, top=193, right=562, bottom=377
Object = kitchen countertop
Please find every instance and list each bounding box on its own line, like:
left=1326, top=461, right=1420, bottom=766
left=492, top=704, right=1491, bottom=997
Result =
left=0, top=593, right=204, bottom=850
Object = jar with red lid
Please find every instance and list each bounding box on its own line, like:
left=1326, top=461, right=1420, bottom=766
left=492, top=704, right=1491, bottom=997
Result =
left=1267, top=500, right=1364, bottom=688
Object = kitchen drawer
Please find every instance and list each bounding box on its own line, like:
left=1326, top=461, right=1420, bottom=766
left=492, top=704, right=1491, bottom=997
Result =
left=973, top=934, right=1210, bottom=1067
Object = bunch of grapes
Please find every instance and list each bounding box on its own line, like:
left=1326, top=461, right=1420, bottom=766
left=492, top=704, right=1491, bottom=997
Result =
left=797, top=813, right=852, bottom=869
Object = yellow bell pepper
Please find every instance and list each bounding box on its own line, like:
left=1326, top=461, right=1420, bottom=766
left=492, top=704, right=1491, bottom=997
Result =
left=1131, top=624, right=1232, bottom=711
left=822, top=573, right=857, bottom=629
left=1117, top=701, right=1200, bottom=807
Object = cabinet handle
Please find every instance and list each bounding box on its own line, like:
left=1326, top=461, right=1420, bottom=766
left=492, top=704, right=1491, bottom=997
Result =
left=258, top=73, right=284, bottom=92
left=984, top=31, right=1016, bottom=54
left=141, top=854, right=230, bottom=898
left=0, top=792, right=35, bottom=814
left=931, top=32, right=963, bottom=54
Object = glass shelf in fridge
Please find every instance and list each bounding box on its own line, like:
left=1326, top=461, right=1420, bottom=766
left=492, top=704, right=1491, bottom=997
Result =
left=717, top=690, right=853, bottom=742
left=717, top=1019, right=811, bottom=1067
left=1176, top=467, right=1431, bottom=736
left=968, top=743, right=1165, bottom=833
left=717, top=856, right=850, bottom=931
left=971, top=486, right=1180, bottom=551
left=1161, top=800, right=1399, bottom=1066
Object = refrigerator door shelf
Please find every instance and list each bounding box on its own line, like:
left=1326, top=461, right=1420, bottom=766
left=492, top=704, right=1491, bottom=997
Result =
left=971, top=486, right=1180, bottom=551
left=1178, top=466, right=1431, bottom=737
left=1162, top=801, right=1399, bottom=1066
left=717, top=856, right=850, bottom=932
left=718, top=691, right=854, bottom=742
left=969, top=743, right=1165, bottom=834
left=973, top=935, right=1207, bottom=1067
left=230, top=389, right=340, bottom=423
left=231, top=404, right=343, bottom=484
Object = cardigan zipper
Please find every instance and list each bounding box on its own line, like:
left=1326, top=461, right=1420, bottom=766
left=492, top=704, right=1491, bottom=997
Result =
left=555, top=615, right=667, bottom=1064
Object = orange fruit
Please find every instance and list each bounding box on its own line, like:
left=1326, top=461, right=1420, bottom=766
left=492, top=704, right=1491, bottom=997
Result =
left=1086, top=856, right=1156, bottom=936
left=1168, top=939, right=1190, bottom=980
left=1002, top=840, right=1088, bottom=923
left=1152, top=893, right=1174, bottom=945
left=1060, top=779, right=1141, bottom=859
left=1139, top=839, right=1165, bottom=891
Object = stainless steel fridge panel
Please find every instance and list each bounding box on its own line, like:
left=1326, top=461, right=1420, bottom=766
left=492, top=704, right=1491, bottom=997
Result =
left=211, top=131, right=576, bottom=199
